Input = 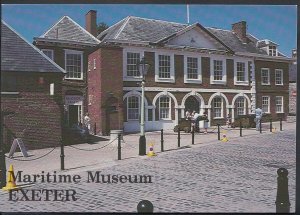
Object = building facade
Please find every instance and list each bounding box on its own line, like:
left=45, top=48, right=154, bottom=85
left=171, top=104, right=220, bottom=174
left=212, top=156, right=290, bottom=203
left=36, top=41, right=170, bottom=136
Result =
left=33, top=11, right=100, bottom=128
left=1, top=20, right=65, bottom=149
left=289, top=49, right=297, bottom=117
left=88, top=16, right=291, bottom=135
left=31, top=10, right=292, bottom=135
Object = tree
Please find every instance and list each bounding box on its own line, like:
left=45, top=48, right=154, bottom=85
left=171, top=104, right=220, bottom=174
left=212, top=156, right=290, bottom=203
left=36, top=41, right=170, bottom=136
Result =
left=97, top=22, right=109, bottom=35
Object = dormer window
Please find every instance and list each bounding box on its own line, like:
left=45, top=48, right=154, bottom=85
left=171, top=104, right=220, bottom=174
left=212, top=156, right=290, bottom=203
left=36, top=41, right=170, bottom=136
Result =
left=268, top=45, right=277, bottom=56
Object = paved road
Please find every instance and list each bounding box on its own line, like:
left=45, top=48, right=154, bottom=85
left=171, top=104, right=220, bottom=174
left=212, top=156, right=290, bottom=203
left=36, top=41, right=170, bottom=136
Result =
left=0, top=123, right=296, bottom=213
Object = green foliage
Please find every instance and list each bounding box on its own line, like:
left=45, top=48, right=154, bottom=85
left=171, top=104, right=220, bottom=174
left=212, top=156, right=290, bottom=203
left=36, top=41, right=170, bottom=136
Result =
left=97, top=22, right=109, bottom=35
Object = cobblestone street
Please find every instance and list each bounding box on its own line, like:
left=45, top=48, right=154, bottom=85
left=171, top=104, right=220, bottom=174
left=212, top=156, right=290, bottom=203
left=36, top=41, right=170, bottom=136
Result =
left=0, top=122, right=296, bottom=213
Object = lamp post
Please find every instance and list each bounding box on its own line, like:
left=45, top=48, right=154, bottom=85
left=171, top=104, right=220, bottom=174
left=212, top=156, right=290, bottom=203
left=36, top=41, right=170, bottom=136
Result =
left=137, top=56, right=150, bottom=156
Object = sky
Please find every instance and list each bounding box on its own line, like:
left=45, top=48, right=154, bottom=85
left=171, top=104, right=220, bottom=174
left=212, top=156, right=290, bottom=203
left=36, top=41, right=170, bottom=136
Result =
left=1, top=4, right=297, bottom=57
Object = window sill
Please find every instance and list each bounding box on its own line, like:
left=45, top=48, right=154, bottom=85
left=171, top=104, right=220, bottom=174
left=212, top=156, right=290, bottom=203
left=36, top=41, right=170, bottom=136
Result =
left=210, top=80, right=226, bottom=85
left=65, top=78, right=84, bottom=81
left=159, top=119, right=172, bottom=121
left=275, top=84, right=284, bottom=86
left=1, top=92, right=20, bottom=95
left=124, top=77, right=143, bottom=81
left=234, top=81, right=249, bottom=86
left=261, top=83, right=270, bottom=86
left=155, top=78, right=175, bottom=83
left=213, top=117, right=224, bottom=119
left=184, top=79, right=202, bottom=84
left=276, top=112, right=284, bottom=114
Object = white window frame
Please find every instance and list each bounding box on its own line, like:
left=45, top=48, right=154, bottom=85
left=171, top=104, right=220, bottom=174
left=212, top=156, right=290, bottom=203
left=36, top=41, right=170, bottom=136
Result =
left=184, top=55, right=202, bottom=84
left=155, top=51, right=175, bottom=83
left=268, top=45, right=277, bottom=57
left=212, top=97, right=224, bottom=119
left=262, top=96, right=270, bottom=113
left=234, top=59, right=249, bottom=86
left=159, top=96, right=171, bottom=120
left=210, top=57, right=227, bottom=85
left=127, top=96, right=140, bottom=121
left=261, top=68, right=270, bottom=85
left=64, top=49, right=83, bottom=80
left=236, top=97, right=246, bottom=116
left=275, top=96, right=284, bottom=113
left=275, top=69, right=283, bottom=85
left=123, top=48, right=144, bottom=81
left=93, top=58, right=96, bottom=70
left=41, top=49, right=54, bottom=60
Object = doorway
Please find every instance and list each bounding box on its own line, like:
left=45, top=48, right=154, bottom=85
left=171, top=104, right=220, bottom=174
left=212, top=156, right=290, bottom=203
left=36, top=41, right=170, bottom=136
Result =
left=68, top=105, right=82, bottom=127
left=184, top=96, right=200, bottom=114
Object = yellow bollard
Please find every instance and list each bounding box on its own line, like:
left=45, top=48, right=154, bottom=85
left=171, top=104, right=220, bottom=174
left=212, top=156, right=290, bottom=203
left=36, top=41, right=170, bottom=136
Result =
left=2, top=164, right=19, bottom=191
left=147, top=143, right=156, bottom=157
left=272, top=127, right=277, bottom=133
left=221, top=133, right=228, bottom=142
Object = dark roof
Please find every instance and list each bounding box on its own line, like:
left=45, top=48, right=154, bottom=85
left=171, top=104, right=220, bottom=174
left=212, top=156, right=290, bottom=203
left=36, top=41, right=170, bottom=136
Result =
left=98, top=16, right=278, bottom=56
left=38, top=16, right=100, bottom=45
left=289, top=63, right=297, bottom=82
left=1, top=20, right=65, bottom=73
left=98, top=16, right=187, bottom=43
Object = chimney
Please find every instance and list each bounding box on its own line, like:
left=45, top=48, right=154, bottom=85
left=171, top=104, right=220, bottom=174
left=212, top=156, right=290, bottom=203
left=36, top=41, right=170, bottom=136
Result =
left=86, top=10, right=97, bottom=37
left=232, top=21, right=247, bottom=43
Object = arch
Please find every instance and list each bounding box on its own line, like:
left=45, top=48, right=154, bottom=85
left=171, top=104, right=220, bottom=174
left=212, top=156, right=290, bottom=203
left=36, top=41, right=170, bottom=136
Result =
left=181, top=92, right=205, bottom=108
left=123, top=90, right=149, bottom=107
left=152, top=91, right=178, bottom=108
left=207, top=92, right=229, bottom=107
left=231, top=93, right=251, bottom=109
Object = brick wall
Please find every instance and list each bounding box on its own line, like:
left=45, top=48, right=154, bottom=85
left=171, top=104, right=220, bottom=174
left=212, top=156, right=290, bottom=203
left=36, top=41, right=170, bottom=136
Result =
left=1, top=72, right=64, bottom=150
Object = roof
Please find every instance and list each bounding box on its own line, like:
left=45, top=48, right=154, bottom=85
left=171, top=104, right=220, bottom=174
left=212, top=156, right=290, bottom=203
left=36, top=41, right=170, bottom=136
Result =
left=97, top=16, right=280, bottom=56
left=289, top=63, right=297, bottom=82
left=1, top=20, right=65, bottom=74
left=98, top=16, right=187, bottom=43
left=38, top=16, right=100, bottom=45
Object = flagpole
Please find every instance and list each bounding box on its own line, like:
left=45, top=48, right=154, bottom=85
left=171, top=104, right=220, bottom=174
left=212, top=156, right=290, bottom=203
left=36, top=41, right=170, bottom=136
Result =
left=187, top=4, right=190, bottom=25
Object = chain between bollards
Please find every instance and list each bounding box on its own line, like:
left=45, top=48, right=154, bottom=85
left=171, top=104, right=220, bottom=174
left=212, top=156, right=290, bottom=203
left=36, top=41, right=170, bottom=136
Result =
left=117, top=134, right=121, bottom=160
left=60, top=139, right=65, bottom=171
left=240, top=121, right=242, bottom=137
left=280, top=118, right=282, bottom=131
left=177, top=128, right=180, bottom=148
left=192, top=125, right=195, bottom=145
left=217, top=124, right=220, bottom=140
left=160, top=129, right=164, bottom=152
left=270, top=118, right=272, bottom=132
left=260, top=120, right=262, bottom=133
left=275, top=168, right=290, bottom=213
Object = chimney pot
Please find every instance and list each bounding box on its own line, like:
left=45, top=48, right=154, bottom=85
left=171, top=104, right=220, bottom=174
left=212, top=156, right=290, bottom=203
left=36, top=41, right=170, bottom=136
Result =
left=232, top=21, right=247, bottom=43
left=86, top=10, right=97, bottom=37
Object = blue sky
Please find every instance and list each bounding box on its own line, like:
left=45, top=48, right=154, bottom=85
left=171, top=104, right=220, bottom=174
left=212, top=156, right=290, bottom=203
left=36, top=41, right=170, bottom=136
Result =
left=1, top=4, right=297, bottom=57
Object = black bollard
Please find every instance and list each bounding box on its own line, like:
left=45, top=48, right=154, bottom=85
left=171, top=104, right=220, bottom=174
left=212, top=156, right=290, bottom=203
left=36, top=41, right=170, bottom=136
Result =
left=94, top=123, right=96, bottom=135
left=280, top=118, right=282, bottom=131
left=270, top=118, right=272, bottom=132
left=178, top=128, right=180, bottom=148
left=275, top=168, right=290, bottom=213
left=260, top=120, right=262, bottom=134
left=137, top=200, right=154, bottom=213
left=217, top=124, right=220, bottom=140
left=192, top=126, right=195, bottom=145
left=60, top=139, right=65, bottom=170
left=240, top=121, right=242, bottom=137
left=117, top=134, right=121, bottom=160
left=160, top=129, right=164, bottom=152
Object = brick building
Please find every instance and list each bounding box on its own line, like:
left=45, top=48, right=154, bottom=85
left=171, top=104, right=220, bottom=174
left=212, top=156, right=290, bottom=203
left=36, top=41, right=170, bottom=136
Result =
left=88, top=16, right=292, bottom=134
left=31, top=10, right=292, bottom=135
left=33, top=11, right=100, bottom=127
left=1, top=20, right=65, bottom=149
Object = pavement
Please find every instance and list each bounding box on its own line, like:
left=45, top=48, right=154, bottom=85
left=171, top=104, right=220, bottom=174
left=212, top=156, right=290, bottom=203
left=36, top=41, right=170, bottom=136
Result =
left=0, top=121, right=296, bottom=213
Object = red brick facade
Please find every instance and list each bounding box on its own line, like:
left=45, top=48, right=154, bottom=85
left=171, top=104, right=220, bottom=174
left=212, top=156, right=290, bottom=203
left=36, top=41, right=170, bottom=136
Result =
left=1, top=72, right=64, bottom=150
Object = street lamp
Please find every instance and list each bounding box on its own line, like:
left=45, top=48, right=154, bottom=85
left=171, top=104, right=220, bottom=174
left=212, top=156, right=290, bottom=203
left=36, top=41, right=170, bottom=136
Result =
left=137, top=56, right=150, bottom=156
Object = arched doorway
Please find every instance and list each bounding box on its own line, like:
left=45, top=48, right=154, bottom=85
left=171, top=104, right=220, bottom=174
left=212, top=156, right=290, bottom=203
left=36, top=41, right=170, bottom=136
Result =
left=184, top=96, right=200, bottom=114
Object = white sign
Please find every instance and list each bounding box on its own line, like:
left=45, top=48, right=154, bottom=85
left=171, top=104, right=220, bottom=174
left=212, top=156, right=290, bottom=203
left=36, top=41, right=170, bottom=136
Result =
left=8, top=138, right=28, bottom=158
left=65, top=96, right=83, bottom=105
